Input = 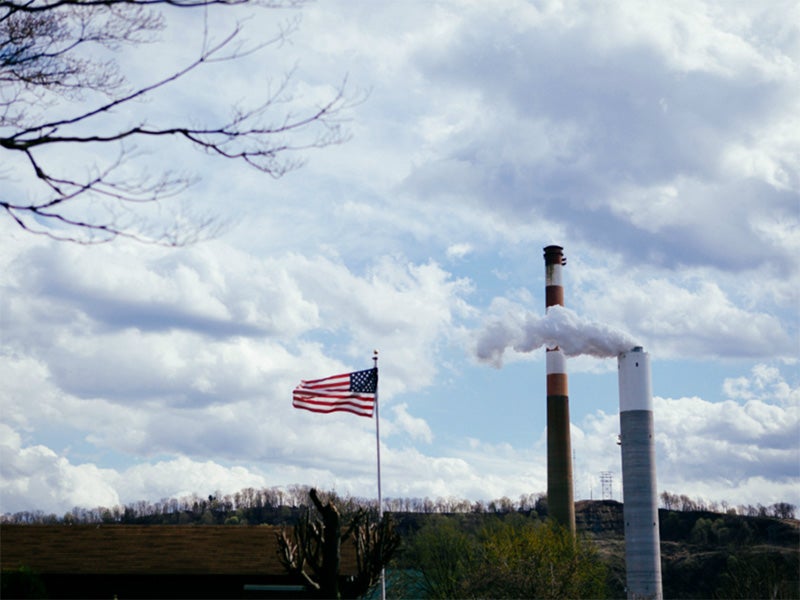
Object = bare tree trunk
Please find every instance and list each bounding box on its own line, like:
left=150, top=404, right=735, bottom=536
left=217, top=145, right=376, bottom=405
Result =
left=309, top=488, right=341, bottom=600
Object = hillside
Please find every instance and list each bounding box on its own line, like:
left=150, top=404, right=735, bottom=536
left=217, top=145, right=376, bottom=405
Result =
left=388, top=500, right=799, bottom=599
left=3, top=495, right=798, bottom=599
left=574, top=500, right=799, bottom=599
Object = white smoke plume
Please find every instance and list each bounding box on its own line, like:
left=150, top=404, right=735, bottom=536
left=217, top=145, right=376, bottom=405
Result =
left=476, top=304, right=638, bottom=366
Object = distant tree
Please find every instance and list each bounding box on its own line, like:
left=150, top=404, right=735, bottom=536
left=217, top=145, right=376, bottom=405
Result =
left=691, top=517, right=713, bottom=546
left=770, top=502, right=796, bottom=520
left=1, top=0, right=353, bottom=244
left=679, top=494, right=698, bottom=511
left=495, top=495, right=515, bottom=513
left=710, top=518, right=731, bottom=546
left=534, top=493, right=549, bottom=517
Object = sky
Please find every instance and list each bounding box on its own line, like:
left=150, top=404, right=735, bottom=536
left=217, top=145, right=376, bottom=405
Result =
left=1, top=0, right=799, bottom=516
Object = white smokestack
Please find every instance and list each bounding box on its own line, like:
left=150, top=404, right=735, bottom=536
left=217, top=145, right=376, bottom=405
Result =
left=618, top=346, right=663, bottom=600
left=476, top=304, right=637, bottom=365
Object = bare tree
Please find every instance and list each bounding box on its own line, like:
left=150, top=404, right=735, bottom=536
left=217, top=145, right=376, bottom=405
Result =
left=1, top=0, right=353, bottom=244
left=276, top=488, right=400, bottom=599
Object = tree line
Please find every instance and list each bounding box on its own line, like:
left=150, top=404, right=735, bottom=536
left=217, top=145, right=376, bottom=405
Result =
left=2, top=484, right=795, bottom=525
left=659, top=490, right=796, bottom=519
left=0, top=485, right=549, bottom=525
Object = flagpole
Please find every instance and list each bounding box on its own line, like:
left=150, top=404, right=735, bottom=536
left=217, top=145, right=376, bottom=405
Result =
left=373, top=350, right=386, bottom=600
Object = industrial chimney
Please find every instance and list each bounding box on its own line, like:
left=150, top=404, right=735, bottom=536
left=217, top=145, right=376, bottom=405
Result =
left=543, top=245, right=576, bottom=535
left=618, top=347, right=663, bottom=600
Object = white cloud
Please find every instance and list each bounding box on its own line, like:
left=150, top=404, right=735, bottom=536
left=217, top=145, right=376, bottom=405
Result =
left=2, top=0, right=798, bottom=517
left=0, top=425, right=121, bottom=515
left=389, top=404, right=434, bottom=443
left=118, top=458, right=267, bottom=504
left=0, top=226, right=477, bottom=512
left=574, top=363, right=800, bottom=507
left=0, top=424, right=269, bottom=515
left=379, top=442, right=545, bottom=502
left=446, top=243, right=473, bottom=260
left=723, top=364, right=800, bottom=405
left=572, top=268, right=796, bottom=360
left=2, top=362, right=797, bottom=514
left=381, top=0, right=799, bottom=281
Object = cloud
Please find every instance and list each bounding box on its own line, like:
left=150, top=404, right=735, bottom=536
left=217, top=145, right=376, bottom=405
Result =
left=574, top=363, right=800, bottom=506
left=0, top=425, right=268, bottom=515
left=0, top=425, right=121, bottom=515
left=579, top=275, right=796, bottom=360
left=2, top=0, right=798, bottom=518
left=391, top=0, right=799, bottom=278
left=558, top=253, right=797, bottom=362
left=0, top=227, right=476, bottom=512
left=389, top=404, right=434, bottom=443
left=379, top=442, right=545, bottom=503
left=2, top=362, right=797, bottom=513
left=2, top=230, right=473, bottom=400
left=118, top=458, right=268, bottom=504
left=723, top=364, right=800, bottom=405
left=446, top=243, right=473, bottom=260
left=8, top=241, right=319, bottom=340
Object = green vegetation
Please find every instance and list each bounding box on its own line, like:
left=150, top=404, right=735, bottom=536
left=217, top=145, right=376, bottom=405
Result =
left=399, top=514, right=607, bottom=599
left=715, top=550, right=800, bottom=600
left=2, top=488, right=798, bottom=599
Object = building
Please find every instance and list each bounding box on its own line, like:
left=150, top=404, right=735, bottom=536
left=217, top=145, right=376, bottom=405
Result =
left=1, top=524, right=358, bottom=599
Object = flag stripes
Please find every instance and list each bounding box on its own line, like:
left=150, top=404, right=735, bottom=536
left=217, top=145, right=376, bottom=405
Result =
left=292, top=368, right=377, bottom=418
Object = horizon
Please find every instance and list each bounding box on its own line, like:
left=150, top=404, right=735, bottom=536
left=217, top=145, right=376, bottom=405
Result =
left=3, top=482, right=795, bottom=521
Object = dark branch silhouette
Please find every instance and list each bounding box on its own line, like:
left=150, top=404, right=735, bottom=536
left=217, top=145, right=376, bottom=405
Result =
left=1, top=0, right=355, bottom=244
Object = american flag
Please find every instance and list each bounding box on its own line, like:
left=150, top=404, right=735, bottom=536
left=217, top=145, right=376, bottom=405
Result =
left=292, top=368, right=378, bottom=418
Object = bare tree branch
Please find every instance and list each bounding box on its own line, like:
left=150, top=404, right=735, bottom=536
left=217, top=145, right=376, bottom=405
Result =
left=276, top=489, right=400, bottom=599
left=1, top=0, right=356, bottom=244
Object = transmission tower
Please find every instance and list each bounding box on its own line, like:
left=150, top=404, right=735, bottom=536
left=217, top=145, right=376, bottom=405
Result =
left=600, top=471, right=614, bottom=500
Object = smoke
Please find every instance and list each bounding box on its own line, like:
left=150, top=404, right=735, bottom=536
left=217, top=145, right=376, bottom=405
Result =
left=475, top=304, right=638, bottom=366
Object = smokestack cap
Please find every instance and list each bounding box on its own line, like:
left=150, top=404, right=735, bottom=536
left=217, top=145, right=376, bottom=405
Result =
left=543, top=245, right=567, bottom=265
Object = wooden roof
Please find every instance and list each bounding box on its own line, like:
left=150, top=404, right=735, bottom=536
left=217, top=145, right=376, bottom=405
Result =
left=0, top=525, right=356, bottom=576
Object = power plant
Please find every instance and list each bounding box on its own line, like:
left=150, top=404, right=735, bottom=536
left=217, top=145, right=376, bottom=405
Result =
left=543, top=245, right=662, bottom=600
left=543, top=245, right=576, bottom=535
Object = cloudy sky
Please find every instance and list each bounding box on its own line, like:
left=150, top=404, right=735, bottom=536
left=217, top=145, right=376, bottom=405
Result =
left=2, top=0, right=798, bottom=516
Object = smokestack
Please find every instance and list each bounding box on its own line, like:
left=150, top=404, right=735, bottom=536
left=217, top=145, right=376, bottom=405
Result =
left=543, top=245, right=576, bottom=535
left=618, top=347, right=663, bottom=600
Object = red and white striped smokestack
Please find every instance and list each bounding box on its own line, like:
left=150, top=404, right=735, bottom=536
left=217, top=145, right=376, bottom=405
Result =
left=543, top=245, right=576, bottom=535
